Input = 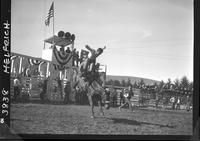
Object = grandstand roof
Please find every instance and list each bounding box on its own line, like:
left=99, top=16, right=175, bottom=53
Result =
left=44, top=35, right=73, bottom=47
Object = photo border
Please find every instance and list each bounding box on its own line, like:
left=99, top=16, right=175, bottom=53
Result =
left=0, top=0, right=199, bottom=140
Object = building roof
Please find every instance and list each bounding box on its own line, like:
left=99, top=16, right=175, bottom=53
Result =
left=11, top=52, right=50, bottom=63
left=44, top=35, right=73, bottom=47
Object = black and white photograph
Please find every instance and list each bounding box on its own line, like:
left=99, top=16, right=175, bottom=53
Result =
left=6, top=0, right=195, bottom=138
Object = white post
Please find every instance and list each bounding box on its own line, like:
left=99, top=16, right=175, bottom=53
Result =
left=11, top=59, right=14, bottom=73
left=71, top=42, right=74, bottom=66
left=52, top=2, right=55, bottom=46
left=19, top=57, right=23, bottom=74
left=64, top=69, right=67, bottom=79
left=46, top=62, right=50, bottom=77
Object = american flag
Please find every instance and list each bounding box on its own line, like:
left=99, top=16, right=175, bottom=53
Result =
left=45, top=2, right=54, bottom=26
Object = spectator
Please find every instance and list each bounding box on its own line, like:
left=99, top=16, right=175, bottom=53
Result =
left=119, top=85, right=134, bottom=112
left=155, top=93, right=159, bottom=108
left=64, top=81, right=71, bottom=104
left=66, top=47, right=71, bottom=53
left=72, top=48, right=77, bottom=66
left=79, top=89, right=84, bottom=105
left=104, top=88, right=111, bottom=109
left=13, top=76, right=21, bottom=101
left=57, top=77, right=63, bottom=99
left=110, top=89, right=117, bottom=107
left=162, top=97, right=167, bottom=109
left=186, top=95, right=190, bottom=111
left=60, top=46, right=65, bottom=54
left=40, top=78, right=48, bottom=101
left=119, top=89, right=125, bottom=106
left=170, top=96, right=176, bottom=110
left=75, top=51, right=80, bottom=67
left=77, top=86, right=82, bottom=104
left=176, top=96, right=181, bottom=110
left=74, top=86, right=80, bottom=104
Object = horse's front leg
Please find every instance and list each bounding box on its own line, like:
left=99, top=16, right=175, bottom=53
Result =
left=88, top=95, right=94, bottom=118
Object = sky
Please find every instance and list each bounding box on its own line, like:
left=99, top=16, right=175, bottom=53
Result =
left=11, top=0, right=193, bottom=82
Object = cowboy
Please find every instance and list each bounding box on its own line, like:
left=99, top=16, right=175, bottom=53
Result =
left=79, top=45, right=106, bottom=80
left=119, top=85, right=134, bottom=112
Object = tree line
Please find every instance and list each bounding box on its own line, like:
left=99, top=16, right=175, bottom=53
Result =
left=106, top=75, right=193, bottom=94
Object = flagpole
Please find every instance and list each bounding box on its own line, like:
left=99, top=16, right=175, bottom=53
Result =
left=53, top=1, right=55, bottom=46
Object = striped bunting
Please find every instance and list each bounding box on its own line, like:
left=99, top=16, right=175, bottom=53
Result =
left=11, top=54, right=18, bottom=60
left=28, top=58, right=43, bottom=66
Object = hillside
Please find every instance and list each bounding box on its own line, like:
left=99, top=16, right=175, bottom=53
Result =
left=106, top=75, right=160, bottom=85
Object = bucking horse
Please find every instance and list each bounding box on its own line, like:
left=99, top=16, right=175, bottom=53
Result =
left=72, top=69, right=105, bottom=119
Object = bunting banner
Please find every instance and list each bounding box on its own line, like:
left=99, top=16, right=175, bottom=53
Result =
left=11, top=54, right=18, bottom=60
left=38, top=61, right=45, bottom=70
left=52, top=47, right=73, bottom=69
left=12, top=57, right=21, bottom=74
left=53, top=64, right=70, bottom=71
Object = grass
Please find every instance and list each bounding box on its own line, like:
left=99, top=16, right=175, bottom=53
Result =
left=10, top=102, right=192, bottom=135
